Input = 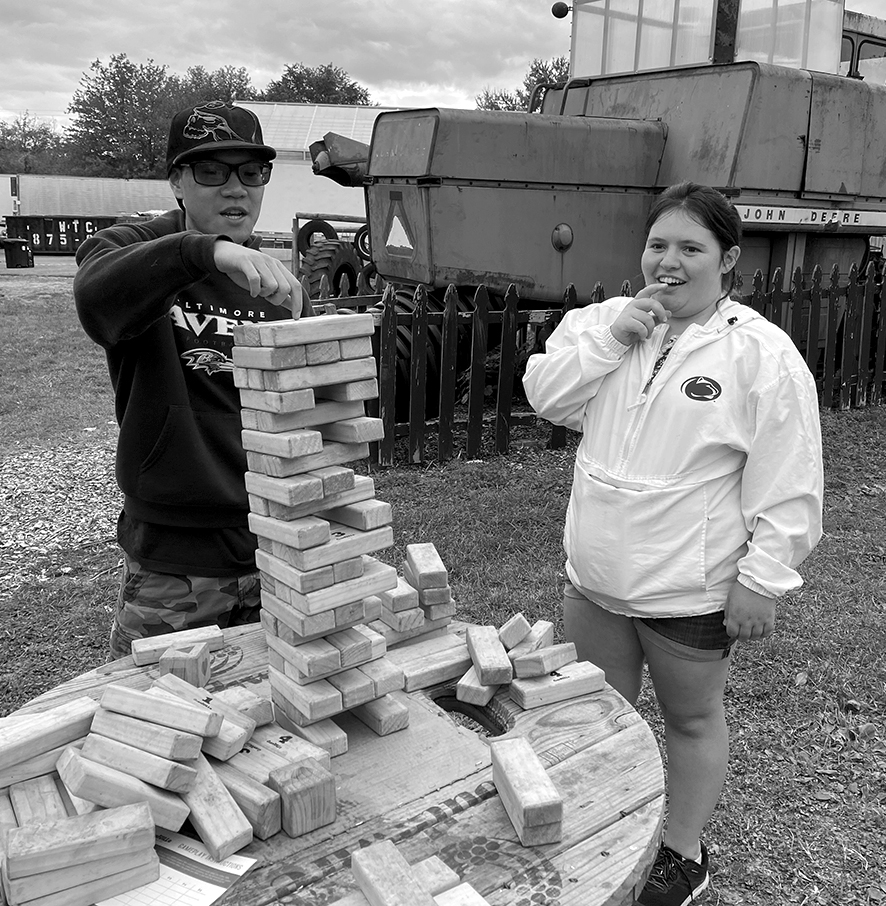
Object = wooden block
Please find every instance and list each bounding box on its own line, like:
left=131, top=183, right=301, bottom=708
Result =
left=238, top=312, right=374, bottom=346
left=368, top=617, right=452, bottom=648
left=261, top=589, right=337, bottom=641
left=328, top=668, right=376, bottom=709
left=269, top=550, right=337, bottom=592
left=145, top=686, right=251, bottom=762
left=206, top=759, right=281, bottom=840
left=247, top=442, right=370, bottom=479
left=245, top=470, right=325, bottom=508
left=269, top=666, right=343, bottom=724
left=250, top=513, right=331, bottom=550
left=238, top=387, right=315, bottom=413
left=220, top=739, right=299, bottom=785
left=327, top=627, right=373, bottom=668
left=56, top=747, right=190, bottom=832
left=91, top=709, right=203, bottom=761
left=319, top=498, right=393, bottom=532
left=506, top=817, right=562, bottom=846
left=385, top=637, right=471, bottom=692
left=54, top=775, right=101, bottom=817
left=508, top=660, right=606, bottom=710
left=0, top=789, right=18, bottom=841
left=241, top=427, right=325, bottom=458
left=414, top=856, right=461, bottom=897
left=339, top=335, right=373, bottom=359
left=418, top=585, right=452, bottom=606
left=129, top=625, right=225, bottom=666
left=314, top=378, right=378, bottom=402
left=273, top=712, right=349, bottom=757
left=498, top=613, right=532, bottom=650
left=350, top=839, right=436, bottom=906
left=421, top=601, right=457, bottom=621
left=80, top=733, right=197, bottom=793
left=378, top=577, right=419, bottom=613
left=3, top=801, right=154, bottom=878
left=263, top=474, right=375, bottom=521
left=261, top=358, right=376, bottom=393
left=4, top=845, right=156, bottom=903
left=0, top=698, right=98, bottom=773
left=289, top=523, right=394, bottom=573
left=249, top=724, right=331, bottom=768
left=312, top=464, right=357, bottom=495
left=159, top=641, right=212, bottom=687
left=211, top=686, right=274, bottom=727
left=350, top=694, right=409, bottom=737
left=101, top=684, right=221, bottom=738
left=266, top=633, right=342, bottom=678
left=268, top=758, right=336, bottom=838
left=8, top=775, right=68, bottom=824
left=333, top=556, right=365, bottom=583
left=3, top=854, right=160, bottom=906
left=180, top=753, right=253, bottom=861
left=241, top=400, right=363, bottom=434
left=0, top=740, right=86, bottom=791
left=435, top=883, right=494, bottom=906
left=380, top=606, right=425, bottom=633
left=306, top=339, right=341, bottom=365
left=455, top=666, right=499, bottom=707
left=151, top=673, right=257, bottom=732
left=466, top=625, right=513, bottom=686
left=318, top=416, right=385, bottom=444
left=490, top=736, right=562, bottom=829
left=507, top=620, right=555, bottom=661
left=232, top=342, right=307, bottom=369
left=512, top=642, right=578, bottom=678
left=404, top=543, right=448, bottom=590
left=357, top=658, right=405, bottom=698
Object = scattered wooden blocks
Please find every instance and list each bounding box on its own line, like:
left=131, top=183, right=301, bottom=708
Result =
left=507, top=620, right=555, bottom=661
left=79, top=733, right=198, bottom=793
left=490, top=736, right=563, bottom=846
left=404, top=543, right=448, bottom=590
left=129, top=625, right=225, bottom=666
left=211, top=686, right=274, bottom=727
left=208, top=758, right=281, bottom=840
left=8, top=775, right=67, bottom=825
left=273, top=712, right=349, bottom=758
left=100, top=684, right=222, bottom=739
left=498, top=612, right=532, bottom=650
left=455, top=666, right=499, bottom=707
left=435, top=883, right=493, bottom=905
left=90, top=708, right=203, bottom=761
left=512, top=642, right=577, bottom=679
left=268, top=757, right=337, bottom=838
left=350, top=694, right=409, bottom=737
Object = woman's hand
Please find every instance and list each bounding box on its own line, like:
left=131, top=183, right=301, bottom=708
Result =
left=610, top=283, right=670, bottom=346
left=724, top=582, right=776, bottom=641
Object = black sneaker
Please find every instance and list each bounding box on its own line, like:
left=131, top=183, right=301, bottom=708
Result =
left=636, top=841, right=710, bottom=905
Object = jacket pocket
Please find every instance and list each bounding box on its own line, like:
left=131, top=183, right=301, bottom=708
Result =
left=137, top=405, right=246, bottom=509
left=565, top=466, right=708, bottom=602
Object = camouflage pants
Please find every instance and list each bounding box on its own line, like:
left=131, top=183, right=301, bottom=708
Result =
left=109, top=553, right=261, bottom=660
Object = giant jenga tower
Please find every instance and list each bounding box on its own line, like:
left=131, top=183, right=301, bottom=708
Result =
left=232, top=312, right=454, bottom=753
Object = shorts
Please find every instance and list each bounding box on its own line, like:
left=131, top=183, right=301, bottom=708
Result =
left=563, top=580, right=733, bottom=662
left=109, top=552, right=261, bottom=660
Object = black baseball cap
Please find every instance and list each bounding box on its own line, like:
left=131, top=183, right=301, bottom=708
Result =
left=166, top=101, right=276, bottom=175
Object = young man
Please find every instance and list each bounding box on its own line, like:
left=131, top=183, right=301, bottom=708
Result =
left=75, top=100, right=310, bottom=659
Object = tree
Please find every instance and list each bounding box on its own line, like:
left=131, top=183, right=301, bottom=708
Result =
left=182, top=65, right=258, bottom=105
left=0, top=113, right=64, bottom=173
left=476, top=56, right=570, bottom=112
left=261, top=63, right=371, bottom=105
left=66, top=54, right=180, bottom=178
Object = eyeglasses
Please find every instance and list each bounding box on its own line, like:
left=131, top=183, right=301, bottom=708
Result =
left=182, top=160, right=272, bottom=187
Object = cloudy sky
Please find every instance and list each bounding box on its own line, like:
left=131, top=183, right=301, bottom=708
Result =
left=1, top=0, right=881, bottom=127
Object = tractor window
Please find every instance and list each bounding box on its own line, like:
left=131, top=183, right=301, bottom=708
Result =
left=857, top=39, right=886, bottom=86
left=839, top=35, right=855, bottom=76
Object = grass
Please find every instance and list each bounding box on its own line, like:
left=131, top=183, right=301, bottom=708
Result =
left=1, top=267, right=884, bottom=904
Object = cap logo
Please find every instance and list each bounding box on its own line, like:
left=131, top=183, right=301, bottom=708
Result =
left=182, top=102, right=254, bottom=145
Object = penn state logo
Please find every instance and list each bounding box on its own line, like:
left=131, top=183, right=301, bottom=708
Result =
left=681, top=376, right=722, bottom=401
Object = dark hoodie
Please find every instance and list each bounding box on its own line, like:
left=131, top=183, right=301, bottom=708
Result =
left=74, top=209, right=294, bottom=572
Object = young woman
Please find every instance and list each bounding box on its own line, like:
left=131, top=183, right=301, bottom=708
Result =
left=523, top=182, right=823, bottom=906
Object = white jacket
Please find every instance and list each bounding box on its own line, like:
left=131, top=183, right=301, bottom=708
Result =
left=523, top=295, right=823, bottom=617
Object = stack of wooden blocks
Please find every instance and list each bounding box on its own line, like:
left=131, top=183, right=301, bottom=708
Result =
left=233, top=312, right=456, bottom=753
left=1, top=802, right=158, bottom=906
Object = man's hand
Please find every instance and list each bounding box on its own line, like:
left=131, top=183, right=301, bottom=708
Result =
left=610, top=284, right=670, bottom=346
left=213, top=242, right=304, bottom=314
left=724, top=582, right=776, bottom=642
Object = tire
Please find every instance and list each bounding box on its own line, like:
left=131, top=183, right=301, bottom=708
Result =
left=354, top=224, right=372, bottom=262
left=298, top=239, right=362, bottom=299
left=296, top=219, right=339, bottom=256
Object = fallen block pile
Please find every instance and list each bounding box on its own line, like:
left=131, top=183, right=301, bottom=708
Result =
left=232, top=313, right=457, bottom=751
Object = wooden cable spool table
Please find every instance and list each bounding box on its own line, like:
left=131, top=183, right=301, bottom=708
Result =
left=14, top=624, right=665, bottom=906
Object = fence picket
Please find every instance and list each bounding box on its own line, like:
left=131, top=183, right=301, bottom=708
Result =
left=467, top=286, right=491, bottom=458
left=408, top=285, right=429, bottom=463
left=495, top=286, right=520, bottom=454
left=377, top=284, right=398, bottom=466
left=438, top=285, right=460, bottom=461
